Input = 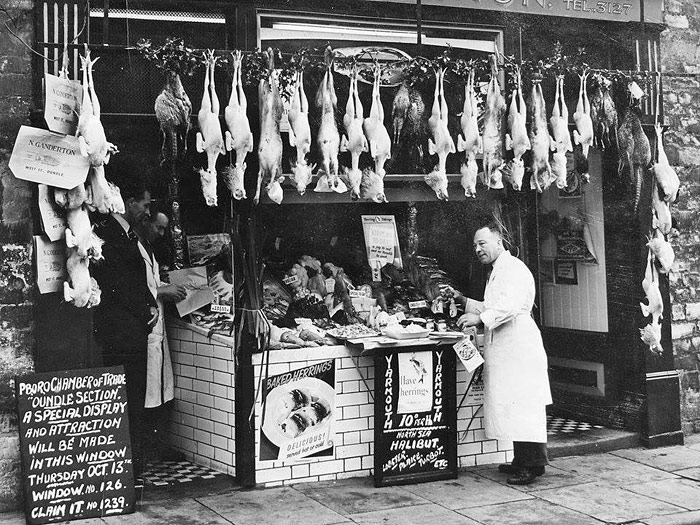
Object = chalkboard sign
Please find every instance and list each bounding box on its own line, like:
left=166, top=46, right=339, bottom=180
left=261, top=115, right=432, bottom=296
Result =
left=374, top=344, right=457, bottom=487
left=16, top=366, right=135, bottom=524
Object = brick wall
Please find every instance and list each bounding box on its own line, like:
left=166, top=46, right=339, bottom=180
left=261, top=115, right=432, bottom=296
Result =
left=0, top=0, right=36, bottom=512
left=661, top=1, right=700, bottom=434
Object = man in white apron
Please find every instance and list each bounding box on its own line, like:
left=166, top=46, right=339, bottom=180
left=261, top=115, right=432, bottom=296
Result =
left=136, top=212, right=186, bottom=461
left=457, top=223, right=552, bottom=485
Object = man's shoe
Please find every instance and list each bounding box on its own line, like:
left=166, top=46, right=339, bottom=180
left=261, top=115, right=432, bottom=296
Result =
left=506, top=468, right=538, bottom=485
left=498, top=463, right=520, bottom=474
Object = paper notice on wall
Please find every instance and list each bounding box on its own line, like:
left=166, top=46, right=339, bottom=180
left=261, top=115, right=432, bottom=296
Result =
left=33, top=235, right=66, bottom=294
left=453, top=337, right=484, bottom=373
left=362, top=215, right=402, bottom=281
left=44, top=73, right=82, bottom=135
left=9, top=126, right=90, bottom=189
left=168, top=266, right=215, bottom=316
left=397, top=351, right=433, bottom=414
left=38, top=184, right=66, bottom=242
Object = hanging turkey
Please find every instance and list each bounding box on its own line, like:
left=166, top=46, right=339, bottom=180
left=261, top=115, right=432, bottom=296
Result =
left=549, top=75, right=573, bottom=190
left=425, top=66, right=454, bottom=200
left=481, top=54, right=506, bottom=190
left=504, top=66, right=530, bottom=191
left=528, top=73, right=553, bottom=192
left=340, top=65, right=368, bottom=199
left=223, top=50, right=253, bottom=200
left=457, top=69, right=480, bottom=197
left=255, top=48, right=285, bottom=204
left=288, top=69, right=315, bottom=195
left=196, top=50, right=225, bottom=207
left=573, top=70, right=594, bottom=160
left=314, top=47, right=346, bottom=193
left=362, top=61, right=392, bottom=182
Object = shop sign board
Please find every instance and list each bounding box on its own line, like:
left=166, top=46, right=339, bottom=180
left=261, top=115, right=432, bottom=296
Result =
left=33, top=235, right=66, bottom=294
left=9, top=126, right=89, bottom=189
left=44, top=73, right=82, bottom=135
left=16, top=366, right=135, bottom=524
left=259, top=360, right=336, bottom=462
left=360, top=0, right=660, bottom=23
left=374, top=344, right=458, bottom=487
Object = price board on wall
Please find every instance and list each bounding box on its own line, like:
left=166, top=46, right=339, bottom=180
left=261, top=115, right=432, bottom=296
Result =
left=374, top=344, right=457, bottom=487
left=16, top=367, right=135, bottom=524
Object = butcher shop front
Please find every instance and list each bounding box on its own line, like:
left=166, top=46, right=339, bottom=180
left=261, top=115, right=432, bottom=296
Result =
left=30, top=0, right=680, bottom=490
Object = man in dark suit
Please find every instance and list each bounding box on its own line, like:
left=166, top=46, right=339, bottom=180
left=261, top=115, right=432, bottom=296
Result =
left=92, top=173, right=157, bottom=476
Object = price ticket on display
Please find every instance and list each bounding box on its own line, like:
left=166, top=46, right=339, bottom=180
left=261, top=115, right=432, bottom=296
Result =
left=38, top=184, right=66, bottom=242
left=44, top=73, right=82, bottom=135
left=33, top=235, right=66, bottom=294
left=9, top=126, right=89, bottom=189
left=453, top=337, right=484, bottom=373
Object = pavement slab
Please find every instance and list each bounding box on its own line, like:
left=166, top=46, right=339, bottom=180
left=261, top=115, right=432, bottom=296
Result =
left=531, top=481, right=685, bottom=523
left=346, top=503, right=482, bottom=525
left=611, top=445, right=700, bottom=471
left=456, top=497, right=604, bottom=525
left=640, top=510, right=700, bottom=525
left=625, top=478, right=700, bottom=511
left=198, top=486, right=350, bottom=525
left=400, top=472, right=532, bottom=510
left=291, top=477, right=430, bottom=515
left=669, top=466, right=700, bottom=482
left=101, top=499, right=234, bottom=524
left=551, top=453, right=677, bottom=483
left=473, top=464, right=594, bottom=492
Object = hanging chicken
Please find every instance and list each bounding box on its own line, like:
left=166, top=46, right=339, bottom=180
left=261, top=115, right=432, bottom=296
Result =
left=196, top=50, right=225, bottom=207
left=255, top=48, right=285, bottom=205
left=315, top=47, right=346, bottom=194
left=65, top=206, right=103, bottom=261
left=457, top=69, right=480, bottom=198
left=64, top=247, right=102, bottom=309
left=360, top=168, right=387, bottom=203
left=652, top=182, right=672, bottom=235
left=651, top=122, right=679, bottom=204
left=573, top=70, right=594, bottom=160
left=424, top=66, right=453, bottom=200
left=223, top=50, right=253, bottom=201
left=528, top=74, right=553, bottom=192
left=647, top=229, right=675, bottom=274
left=482, top=54, right=506, bottom=190
left=340, top=65, right=368, bottom=199
left=504, top=67, right=530, bottom=191
left=362, top=61, right=392, bottom=181
left=640, top=249, right=663, bottom=326
left=287, top=69, right=314, bottom=195
left=589, top=73, right=618, bottom=149
left=618, top=106, right=651, bottom=212
left=549, top=75, right=573, bottom=190
left=155, top=69, right=192, bottom=166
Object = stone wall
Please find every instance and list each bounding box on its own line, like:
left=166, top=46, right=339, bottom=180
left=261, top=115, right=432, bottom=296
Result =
left=0, top=0, right=36, bottom=512
left=661, top=1, right=700, bottom=434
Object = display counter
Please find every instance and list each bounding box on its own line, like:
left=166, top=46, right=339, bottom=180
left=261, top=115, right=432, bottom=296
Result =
left=165, top=318, right=513, bottom=487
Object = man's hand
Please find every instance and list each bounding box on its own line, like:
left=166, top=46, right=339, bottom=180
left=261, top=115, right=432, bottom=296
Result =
left=456, top=312, right=481, bottom=329
left=158, top=284, right=187, bottom=303
left=146, top=306, right=159, bottom=329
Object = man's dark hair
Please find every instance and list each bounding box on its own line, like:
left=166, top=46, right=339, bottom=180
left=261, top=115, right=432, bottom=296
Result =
left=477, top=221, right=504, bottom=240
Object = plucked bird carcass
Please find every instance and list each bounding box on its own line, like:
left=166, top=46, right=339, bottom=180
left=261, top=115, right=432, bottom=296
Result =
left=589, top=73, right=618, bottom=149
left=482, top=54, right=506, bottom=190
left=63, top=247, right=101, bottom=308
left=573, top=70, right=594, bottom=160
left=314, top=47, right=346, bottom=193
left=549, top=75, right=573, bottom=189
left=425, top=66, right=454, bottom=200
left=457, top=69, right=481, bottom=197
left=360, top=168, right=387, bottom=203
left=196, top=50, right=226, bottom=206
left=85, top=165, right=123, bottom=215
left=504, top=67, right=530, bottom=191
left=256, top=48, right=285, bottom=204
left=155, top=69, right=192, bottom=165
left=362, top=62, right=392, bottom=180
left=652, top=181, right=672, bottom=235
left=223, top=50, right=253, bottom=200
left=528, top=74, right=553, bottom=192
left=340, top=66, right=368, bottom=199
left=650, top=123, right=679, bottom=204
left=640, top=249, right=663, bottom=326
left=617, top=107, right=651, bottom=212
left=65, top=205, right=104, bottom=261
left=288, top=69, right=315, bottom=195
left=640, top=320, right=663, bottom=355
left=647, top=230, right=674, bottom=274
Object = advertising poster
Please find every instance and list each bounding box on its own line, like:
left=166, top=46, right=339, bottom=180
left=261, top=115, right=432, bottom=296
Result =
left=9, top=126, right=89, bottom=189
left=397, top=351, right=433, bottom=414
left=33, top=235, right=66, bottom=294
left=44, top=73, right=82, bottom=135
left=361, top=215, right=402, bottom=281
left=260, top=360, right=335, bottom=462
left=168, top=267, right=215, bottom=317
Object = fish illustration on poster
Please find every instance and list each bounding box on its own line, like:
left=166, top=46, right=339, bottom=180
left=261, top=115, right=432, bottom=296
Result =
left=397, top=351, right=433, bottom=414
left=259, top=360, right=335, bottom=462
